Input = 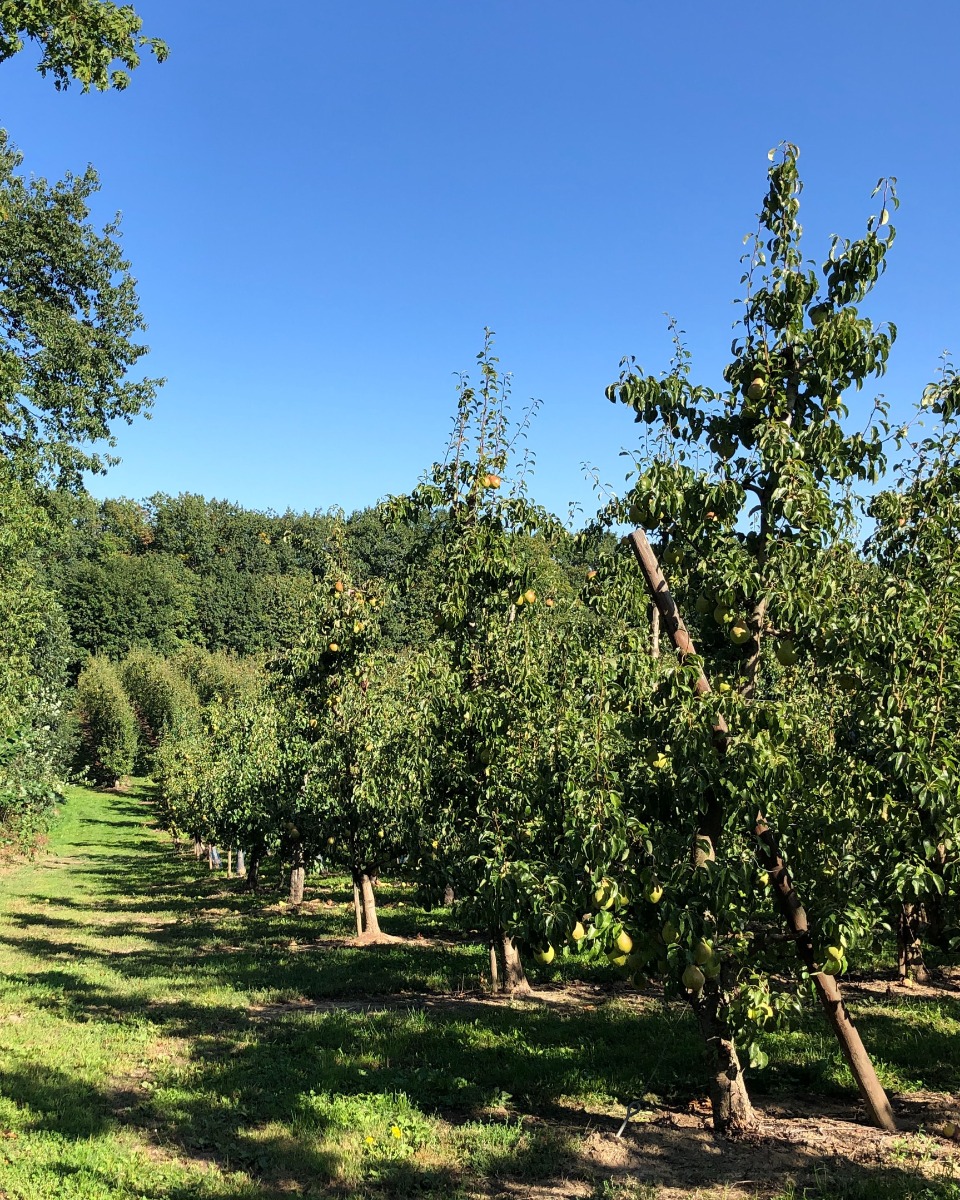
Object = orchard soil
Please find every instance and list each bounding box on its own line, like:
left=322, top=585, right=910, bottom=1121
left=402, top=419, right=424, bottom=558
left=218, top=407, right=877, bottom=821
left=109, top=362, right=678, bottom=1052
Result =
left=0, top=782, right=957, bottom=1200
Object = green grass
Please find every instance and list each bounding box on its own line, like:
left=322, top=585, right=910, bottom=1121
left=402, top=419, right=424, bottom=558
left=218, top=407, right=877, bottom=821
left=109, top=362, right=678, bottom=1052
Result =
left=0, top=782, right=958, bottom=1199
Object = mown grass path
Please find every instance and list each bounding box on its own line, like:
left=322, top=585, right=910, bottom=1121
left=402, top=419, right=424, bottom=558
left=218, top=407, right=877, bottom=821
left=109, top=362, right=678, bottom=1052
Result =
left=1, top=785, right=960, bottom=1200
left=0, top=783, right=687, bottom=1199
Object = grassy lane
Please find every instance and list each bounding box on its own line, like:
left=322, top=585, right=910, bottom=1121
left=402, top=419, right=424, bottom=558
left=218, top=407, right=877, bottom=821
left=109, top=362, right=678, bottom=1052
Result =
left=0, top=784, right=959, bottom=1199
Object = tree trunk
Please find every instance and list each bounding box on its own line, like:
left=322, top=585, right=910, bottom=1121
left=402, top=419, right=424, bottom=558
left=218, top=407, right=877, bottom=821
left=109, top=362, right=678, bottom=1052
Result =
left=360, top=872, right=381, bottom=936
left=288, top=841, right=305, bottom=905
left=897, top=903, right=929, bottom=984
left=691, top=985, right=755, bottom=1134
left=246, top=847, right=261, bottom=892
left=227, top=847, right=233, bottom=878
left=194, top=838, right=203, bottom=859
left=443, top=883, right=455, bottom=906
left=500, top=932, right=531, bottom=995
left=489, top=941, right=500, bottom=990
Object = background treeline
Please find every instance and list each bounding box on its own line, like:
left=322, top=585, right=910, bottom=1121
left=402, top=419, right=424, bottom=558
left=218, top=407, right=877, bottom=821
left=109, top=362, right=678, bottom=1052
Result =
left=49, top=492, right=440, bottom=663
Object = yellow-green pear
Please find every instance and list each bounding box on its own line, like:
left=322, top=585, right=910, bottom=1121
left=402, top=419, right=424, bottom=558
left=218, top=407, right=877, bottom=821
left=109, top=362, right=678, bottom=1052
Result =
left=682, top=964, right=706, bottom=992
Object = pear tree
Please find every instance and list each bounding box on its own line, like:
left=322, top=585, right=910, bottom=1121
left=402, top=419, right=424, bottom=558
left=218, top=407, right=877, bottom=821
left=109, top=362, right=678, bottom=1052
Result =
left=600, top=144, right=900, bottom=1131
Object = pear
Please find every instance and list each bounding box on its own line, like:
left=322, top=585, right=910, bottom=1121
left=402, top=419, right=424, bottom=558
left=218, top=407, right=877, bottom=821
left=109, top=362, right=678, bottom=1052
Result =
left=729, top=620, right=750, bottom=645
left=682, top=964, right=706, bottom=992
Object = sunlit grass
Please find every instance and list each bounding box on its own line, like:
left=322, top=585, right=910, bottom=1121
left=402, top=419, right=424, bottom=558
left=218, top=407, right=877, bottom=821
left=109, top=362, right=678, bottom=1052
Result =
left=0, top=781, right=958, bottom=1198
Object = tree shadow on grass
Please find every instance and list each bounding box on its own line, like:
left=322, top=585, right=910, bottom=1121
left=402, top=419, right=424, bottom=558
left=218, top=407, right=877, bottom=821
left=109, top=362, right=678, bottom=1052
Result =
left=7, top=788, right=960, bottom=1198
left=0, top=1062, right=111, bottom=1138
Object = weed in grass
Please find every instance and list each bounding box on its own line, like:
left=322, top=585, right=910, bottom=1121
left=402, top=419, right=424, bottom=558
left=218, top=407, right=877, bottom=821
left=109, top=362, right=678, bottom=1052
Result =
left=590, top=1178, right=660, bottom=1200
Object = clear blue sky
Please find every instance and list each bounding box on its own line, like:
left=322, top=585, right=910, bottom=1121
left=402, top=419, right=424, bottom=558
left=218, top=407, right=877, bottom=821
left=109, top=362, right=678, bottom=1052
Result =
left=2, top=1, right=958, bottom=520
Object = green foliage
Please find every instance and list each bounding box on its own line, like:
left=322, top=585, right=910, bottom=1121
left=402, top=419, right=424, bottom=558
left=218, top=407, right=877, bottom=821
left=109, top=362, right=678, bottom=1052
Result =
left=0, top=461, right=70, bottom=849
left=0, top=0, right=167, bottom=91
left=391, top=335, right=607, bottom=955
left=154, top=675, right=280, bottom=850
left=576, top=146, right=914, bottom=1070
left=60, top=551, right=198, bottom=659
left=170, top=644, right=262, bottom=705
left=119, top=647, right=199, bottom=773
left=0, top=132, right=162, bottom=487
left=74, top=655, right=137, bottom=785
left=264, top=538, right=430, bottom=885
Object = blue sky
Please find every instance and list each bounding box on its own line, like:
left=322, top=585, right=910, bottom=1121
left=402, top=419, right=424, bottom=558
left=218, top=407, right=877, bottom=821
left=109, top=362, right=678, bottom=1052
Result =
left=2, top=1, right=958, bottom=520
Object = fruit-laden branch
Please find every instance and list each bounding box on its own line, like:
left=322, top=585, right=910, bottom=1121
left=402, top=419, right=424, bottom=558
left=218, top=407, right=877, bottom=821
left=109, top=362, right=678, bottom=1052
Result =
left=628, top=527, right=897, bottom=1133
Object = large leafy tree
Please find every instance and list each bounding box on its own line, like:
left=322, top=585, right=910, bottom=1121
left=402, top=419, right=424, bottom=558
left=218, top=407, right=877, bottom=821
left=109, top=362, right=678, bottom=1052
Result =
left=0, top=132, right=162, bottom=487
left=0, top=0, right=167, bottom=91
left=0, top=459, right=72, bottom=846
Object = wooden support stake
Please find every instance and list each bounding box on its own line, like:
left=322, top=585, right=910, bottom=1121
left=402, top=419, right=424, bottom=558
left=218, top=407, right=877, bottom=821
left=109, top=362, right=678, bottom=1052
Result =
left=626, top=528, right=897, bottom=1133
left=755, top=821, right=896, bottom=1132
left=353, top=882, right=363, bottom=937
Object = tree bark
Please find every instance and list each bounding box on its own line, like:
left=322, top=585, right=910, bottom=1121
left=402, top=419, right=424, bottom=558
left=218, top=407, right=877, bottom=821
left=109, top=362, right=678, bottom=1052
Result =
left=499, top=932, right=531, bottom=995
left=288, top=841, right=305, bottom=905
left=360, top=872, right=381, bottom=936
left=443, top=883, right=455, bottom=906
left=489, top=941, right=500, bottom=990
left=246, top=846, right=262, bottom=892
left=897, top=903, right=929, bottom=984
left=691, top=985, right=755, bottom=1134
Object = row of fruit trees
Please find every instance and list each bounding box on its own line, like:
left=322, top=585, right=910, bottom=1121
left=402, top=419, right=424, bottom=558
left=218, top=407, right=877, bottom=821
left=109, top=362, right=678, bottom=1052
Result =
left=76, top=145, right=960, bottom=1135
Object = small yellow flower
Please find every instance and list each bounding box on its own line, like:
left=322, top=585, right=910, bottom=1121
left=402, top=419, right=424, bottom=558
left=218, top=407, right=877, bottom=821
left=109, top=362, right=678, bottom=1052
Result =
left=364, top=1135, right=375, bottom=1145
left=390, top=1125, right=402, bottom=1139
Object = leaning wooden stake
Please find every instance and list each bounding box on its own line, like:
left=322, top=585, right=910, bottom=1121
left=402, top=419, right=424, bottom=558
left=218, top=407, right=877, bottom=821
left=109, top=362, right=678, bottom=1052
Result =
left=754, top=819, right=897, bottom=1132
left=627, top=528, right=897, bottom=1134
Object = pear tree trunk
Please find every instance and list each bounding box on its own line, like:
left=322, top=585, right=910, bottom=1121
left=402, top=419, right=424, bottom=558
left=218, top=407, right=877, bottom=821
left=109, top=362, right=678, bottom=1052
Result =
left=490, top=930, right=530, bottom=994
left=360, top=872, right=381, bottom=936
left=897, top=903, right=929, bottom=984
left=246, top=847, right=262, bottom=893
left=288, top=841, right=306, bottom=905
left=690, top=984, right=755, bottom=1134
